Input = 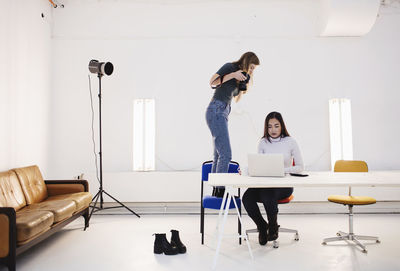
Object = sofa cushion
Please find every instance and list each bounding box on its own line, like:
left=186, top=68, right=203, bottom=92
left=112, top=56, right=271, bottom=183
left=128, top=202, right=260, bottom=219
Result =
left=13, top=165, right=48, bottom=205
left=47, top=183, right=86, bottom=197
left=47, top=192, right=92, bottom=212
left=0, top=171, right=27, bottom=211
left=16, top=210, right=54, bottom=242
left=23, top=200, right=76, bottom=223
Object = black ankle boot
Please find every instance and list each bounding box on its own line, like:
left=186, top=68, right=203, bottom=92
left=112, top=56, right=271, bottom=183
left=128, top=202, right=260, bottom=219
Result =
left=153, top=233, right=179, bottom=255
left=212, top=186, right=225, bottom=198
left=170, top=230, right=187, bottom=254
left=268, top=224, right=279, bottom=241
left=257, top=222, right=269, bottom=246
left=267, top=213, right=279, bottom=241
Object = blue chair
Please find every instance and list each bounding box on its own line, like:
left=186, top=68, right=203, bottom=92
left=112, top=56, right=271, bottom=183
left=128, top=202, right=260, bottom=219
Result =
left=200, top=160, right=242, bottom=245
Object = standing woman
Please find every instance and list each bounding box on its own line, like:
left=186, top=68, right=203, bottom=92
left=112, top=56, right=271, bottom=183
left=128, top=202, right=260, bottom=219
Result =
left=242, top=111, right=304, bottom=245
left=206, top=52, right=260, bottom=197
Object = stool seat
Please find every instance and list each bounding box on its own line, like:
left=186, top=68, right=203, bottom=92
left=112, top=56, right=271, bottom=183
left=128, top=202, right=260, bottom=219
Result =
left=278, top=194, right=293, bottom=204
left=328, top=195, right=376, bottom=205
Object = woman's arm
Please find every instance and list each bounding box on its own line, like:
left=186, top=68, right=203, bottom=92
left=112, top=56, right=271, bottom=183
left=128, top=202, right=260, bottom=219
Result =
left=257, top=139, right=266, bottom=154
left=285, top=139, right=305, bottom=173
left=234, top=91, right=243, bottom=102
left=234, top=89, right=249, bottom=102
left=209, top=70, right=246, bottom=88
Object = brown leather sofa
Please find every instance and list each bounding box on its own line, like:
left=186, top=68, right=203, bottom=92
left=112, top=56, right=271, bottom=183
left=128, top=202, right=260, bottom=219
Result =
left=0, top=165, right=92, bottom=271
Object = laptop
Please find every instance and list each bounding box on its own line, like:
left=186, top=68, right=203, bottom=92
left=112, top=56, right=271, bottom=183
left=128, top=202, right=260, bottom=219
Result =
left=247, top=153, right=285, bottom=177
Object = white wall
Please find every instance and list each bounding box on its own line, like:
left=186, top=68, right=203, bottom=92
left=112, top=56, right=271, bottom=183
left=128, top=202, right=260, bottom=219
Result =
left=0, top=0, right=52, bottom=172
left=48, top=0, right=400, bottom=201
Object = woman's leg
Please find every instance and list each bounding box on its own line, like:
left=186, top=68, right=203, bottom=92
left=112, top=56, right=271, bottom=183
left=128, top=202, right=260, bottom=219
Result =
left=215, top=125, right=231, bottom=173
left=258, top=188, right=293, bottom=240
left=206, top=101, right=231, bottom=197
left=243, top=189, right=267, bottom=227
left=205, top=101, right=231, bottom=174
left=243, top=188, right=268, bottom=245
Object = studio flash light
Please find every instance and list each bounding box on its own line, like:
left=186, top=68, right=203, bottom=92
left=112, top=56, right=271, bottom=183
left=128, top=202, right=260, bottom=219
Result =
left=85, top=57, right=140, bottom=228
left=88, top=59, right=114, bottom=76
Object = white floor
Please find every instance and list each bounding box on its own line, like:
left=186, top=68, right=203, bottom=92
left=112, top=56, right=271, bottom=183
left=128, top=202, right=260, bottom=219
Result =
left=4, top=213, right=400, bottom=271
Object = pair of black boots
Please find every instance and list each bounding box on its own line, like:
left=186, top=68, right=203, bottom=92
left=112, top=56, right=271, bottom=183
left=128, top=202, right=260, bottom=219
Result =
left=257, top=214, right=279, bottom=246
left=153, top=230, right=186, bottom=255
left=258, top=223, right=280, bottom=245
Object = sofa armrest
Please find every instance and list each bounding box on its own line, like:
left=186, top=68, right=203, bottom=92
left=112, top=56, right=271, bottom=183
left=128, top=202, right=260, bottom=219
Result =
left=45, top=180, right=89, bottom=196
left=0, top=207, right=16, bottom=260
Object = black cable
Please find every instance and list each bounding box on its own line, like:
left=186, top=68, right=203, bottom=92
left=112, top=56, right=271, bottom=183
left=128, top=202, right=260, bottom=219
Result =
left=88, top=74, right=100, bottom=184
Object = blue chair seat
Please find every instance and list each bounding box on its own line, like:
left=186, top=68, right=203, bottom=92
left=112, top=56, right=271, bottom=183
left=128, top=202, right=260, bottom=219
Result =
left=203, top=195, right=241, bottom=209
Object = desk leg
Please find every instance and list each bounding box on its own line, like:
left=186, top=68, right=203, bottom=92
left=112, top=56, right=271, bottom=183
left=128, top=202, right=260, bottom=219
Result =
left=230, top=187, right=253, bottom=260
left=216, top=189, right=228, bottom=233
left=212, top=191, right=232, bottom=270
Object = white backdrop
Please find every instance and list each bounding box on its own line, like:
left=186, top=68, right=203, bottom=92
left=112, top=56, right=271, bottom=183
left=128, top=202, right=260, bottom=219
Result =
left=0, top=0, right=52, bottom=172
left=50, top=0, right=400, bottom=172
left=3, top=0, right=399, bottom=202
left=47, top=0, right=400, bottom=201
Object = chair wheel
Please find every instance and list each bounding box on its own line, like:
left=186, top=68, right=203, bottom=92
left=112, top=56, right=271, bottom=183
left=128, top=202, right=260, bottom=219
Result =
left=362, top=249, right=368, bottom=253
left=376, top=240, right=381, bottom=243
left=322, top=242, right=326, bottom=245
left=295, top=238, right=299, bottom=241
left=336, top=233, right=340, bottom=236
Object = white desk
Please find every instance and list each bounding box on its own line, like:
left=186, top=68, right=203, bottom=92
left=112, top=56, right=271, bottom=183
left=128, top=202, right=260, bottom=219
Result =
left=207, top=171, right=400, bottom=269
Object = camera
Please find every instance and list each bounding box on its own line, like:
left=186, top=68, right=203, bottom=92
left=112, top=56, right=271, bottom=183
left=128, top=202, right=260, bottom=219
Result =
left=238, top=72, right=251, bottom=91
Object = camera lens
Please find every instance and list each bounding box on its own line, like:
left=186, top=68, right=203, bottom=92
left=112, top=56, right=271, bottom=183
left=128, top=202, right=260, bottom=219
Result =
left=238, top=72, right=250, bottom=91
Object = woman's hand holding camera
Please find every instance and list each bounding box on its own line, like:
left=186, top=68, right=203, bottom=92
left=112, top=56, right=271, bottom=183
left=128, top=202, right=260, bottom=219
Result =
left=232, top=70, right=247, bottom=81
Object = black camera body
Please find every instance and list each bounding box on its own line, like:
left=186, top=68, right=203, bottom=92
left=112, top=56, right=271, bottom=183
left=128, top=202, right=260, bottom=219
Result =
left=238, top=72, right=251, bottom=91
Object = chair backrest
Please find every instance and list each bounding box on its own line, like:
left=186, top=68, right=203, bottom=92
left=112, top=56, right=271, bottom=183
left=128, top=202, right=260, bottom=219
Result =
left=201, top=161, right=239, bottom=182
left=334, top=160, right=368, bottom=172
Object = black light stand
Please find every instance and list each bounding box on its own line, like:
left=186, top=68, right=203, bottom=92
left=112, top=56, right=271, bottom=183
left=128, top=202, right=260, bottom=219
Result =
left=86, top=62, right=140, bottom=229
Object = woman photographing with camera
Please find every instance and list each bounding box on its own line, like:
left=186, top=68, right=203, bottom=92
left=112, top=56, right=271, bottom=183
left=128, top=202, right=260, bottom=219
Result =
left=205, top=52, right=260, bottom=197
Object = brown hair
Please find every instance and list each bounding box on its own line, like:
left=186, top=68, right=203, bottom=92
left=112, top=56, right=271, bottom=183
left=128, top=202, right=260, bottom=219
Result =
left=263, top=111, right=290, bottom=142
left=232, top=52, right=260, bottom=73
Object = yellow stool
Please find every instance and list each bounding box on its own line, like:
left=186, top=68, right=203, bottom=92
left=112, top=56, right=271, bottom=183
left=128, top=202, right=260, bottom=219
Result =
left=322, top=160, right=380, bottom=253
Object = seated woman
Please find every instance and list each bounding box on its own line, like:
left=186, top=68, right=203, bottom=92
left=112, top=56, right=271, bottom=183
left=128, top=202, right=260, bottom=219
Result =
left=242, top=111, right=304, bottom=245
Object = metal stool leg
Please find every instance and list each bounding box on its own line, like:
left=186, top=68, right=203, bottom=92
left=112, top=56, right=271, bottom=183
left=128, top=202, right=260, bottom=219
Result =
left=322, top=205, right=380, bottom=253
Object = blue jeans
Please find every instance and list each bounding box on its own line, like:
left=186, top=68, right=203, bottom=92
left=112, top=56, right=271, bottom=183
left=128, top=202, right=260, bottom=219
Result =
left=205, top=99, right=232, bottom=174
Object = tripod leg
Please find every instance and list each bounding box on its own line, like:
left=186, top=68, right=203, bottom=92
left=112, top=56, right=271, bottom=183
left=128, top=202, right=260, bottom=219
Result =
left=86, top=192, right=101, bottom=229
left=90, top=190, right=101, bottom=209
left=103, top=190, right=140, bottom=218
left=83, top=208, right=89, bottom=231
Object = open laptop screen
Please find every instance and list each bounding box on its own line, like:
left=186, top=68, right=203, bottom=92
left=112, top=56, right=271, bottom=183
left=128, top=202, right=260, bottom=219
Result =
left=247, top=153, right=285, bottom=177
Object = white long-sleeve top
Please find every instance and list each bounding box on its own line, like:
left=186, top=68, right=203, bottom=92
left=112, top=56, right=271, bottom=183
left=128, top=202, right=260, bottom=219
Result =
left=258, top=136, right=304, bottom=173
